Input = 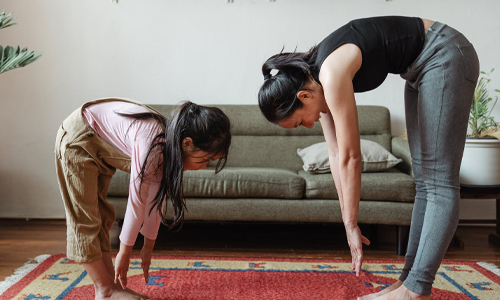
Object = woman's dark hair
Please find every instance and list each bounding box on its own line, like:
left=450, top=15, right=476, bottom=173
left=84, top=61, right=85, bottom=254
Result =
left=116, top=102, right=231, bottom=230
left=258, top=46, right=319, bottom=123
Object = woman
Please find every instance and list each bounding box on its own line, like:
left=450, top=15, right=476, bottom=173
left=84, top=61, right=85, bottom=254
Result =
left=55, top=98, right=231, bottom=299
left=258, top=16, right=479, bottom=299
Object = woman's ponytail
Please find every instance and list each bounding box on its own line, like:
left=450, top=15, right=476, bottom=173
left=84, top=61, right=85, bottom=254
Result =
left=259, top=46, right=318, bottom=123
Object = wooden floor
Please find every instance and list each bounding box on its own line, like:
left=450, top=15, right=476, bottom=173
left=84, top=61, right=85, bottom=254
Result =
left=1, top=219, right=499, bottom=281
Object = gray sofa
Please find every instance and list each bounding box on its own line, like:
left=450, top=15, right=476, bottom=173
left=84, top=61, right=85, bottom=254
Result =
left=107, top=105, right=416, bottom=254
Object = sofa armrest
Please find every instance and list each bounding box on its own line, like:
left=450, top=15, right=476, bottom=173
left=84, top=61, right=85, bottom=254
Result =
left=392, top=136, right=413, bottom=177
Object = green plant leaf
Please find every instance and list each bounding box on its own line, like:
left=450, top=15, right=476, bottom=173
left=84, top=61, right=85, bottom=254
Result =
left=0, top=11, right=16, bottom=30
left=492, top=68, right=495, bottom=73
left=470, top=74, right=499, bottom=136
left=0, top=45, right=42, bottom=74
left=480, top=71, right=486, bottom=74
left=1, top=16, right=16, bottom=28
left=0, top=12, right=41, bottom=75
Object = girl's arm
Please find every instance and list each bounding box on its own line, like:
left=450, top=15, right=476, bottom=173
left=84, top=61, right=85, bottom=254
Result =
left=319, top=43, right=370, bottom=276
left=139, top=180, right=161, bottom=283
left=140, top=180, right=162, bottom=242
left=116, top=122, right=163, bottom=286
left=119, top=121, right=163, bottom=246
left=141, top=237, right=155, bottom=283
left=114, top=242, right=133, bottom=288
left=119, top=142, right=156, bottom=246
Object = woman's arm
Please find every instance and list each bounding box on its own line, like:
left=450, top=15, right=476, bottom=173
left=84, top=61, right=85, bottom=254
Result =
left=319, top=43, right=369, bottom=276
left=319, top=113, right=345, bottom=213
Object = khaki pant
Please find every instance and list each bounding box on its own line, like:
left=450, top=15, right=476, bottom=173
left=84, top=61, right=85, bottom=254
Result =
left=55, top=98, right=162, bottom=262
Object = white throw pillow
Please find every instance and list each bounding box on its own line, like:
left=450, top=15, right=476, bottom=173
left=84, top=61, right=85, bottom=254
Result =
left=297, top=140, right=403, bottom=174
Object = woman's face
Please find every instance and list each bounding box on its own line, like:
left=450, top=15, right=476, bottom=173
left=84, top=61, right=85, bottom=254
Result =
left=277, top=83, right=329, bottom=129
left=278, top=106, right=322, bottom=129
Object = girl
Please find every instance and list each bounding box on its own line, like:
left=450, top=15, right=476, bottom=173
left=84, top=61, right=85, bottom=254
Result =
left=258, top=17, right=479, bottom=300
left=55, top=98, right=231, bottom=300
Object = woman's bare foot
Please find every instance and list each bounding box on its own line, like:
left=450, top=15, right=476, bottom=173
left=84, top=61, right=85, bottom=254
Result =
left=94, top=285, right=147, bottom=300
left=371, top=284, right=431, bottom=300
left=358, top=280, right=403, bottom=300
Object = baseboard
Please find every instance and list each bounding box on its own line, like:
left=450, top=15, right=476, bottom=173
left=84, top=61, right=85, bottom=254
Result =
left=458, top=219, right=496, bottom=225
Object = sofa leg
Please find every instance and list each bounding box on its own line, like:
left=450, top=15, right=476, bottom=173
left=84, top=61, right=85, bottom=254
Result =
left=396, top=225, right=410, bottom=256
left=368, top=224, right=379, bottom=245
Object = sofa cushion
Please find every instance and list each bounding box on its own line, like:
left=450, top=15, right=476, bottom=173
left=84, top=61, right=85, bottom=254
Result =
left=160, top=198, right=414, bottom=225
left=183, top=167, right=305, bottom=199
left=299, top=168, right=415, bottom=202
left=297, top=140, right=402, bottom=174
left=108, top=170, right=130, bottom=197
left=108, top=167, right=306, bottom=199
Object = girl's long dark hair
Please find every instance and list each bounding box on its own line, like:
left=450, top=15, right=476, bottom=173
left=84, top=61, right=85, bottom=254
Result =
left=258, top=46, right=318, bottom=123
left=117, top=102, right=231, bottom=230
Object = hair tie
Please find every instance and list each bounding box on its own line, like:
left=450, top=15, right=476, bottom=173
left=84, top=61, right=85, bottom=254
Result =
left=264, top=74, right=272, bottom=80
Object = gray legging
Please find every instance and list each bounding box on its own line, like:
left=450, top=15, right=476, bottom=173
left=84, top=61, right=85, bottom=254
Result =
left=398, top=21, right=480, bottom=295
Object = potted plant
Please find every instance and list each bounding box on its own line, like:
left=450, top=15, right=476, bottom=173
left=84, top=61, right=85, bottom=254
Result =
left=460, top=68, right=500, bottom=186
left=0, top=11, right=42, bottom=75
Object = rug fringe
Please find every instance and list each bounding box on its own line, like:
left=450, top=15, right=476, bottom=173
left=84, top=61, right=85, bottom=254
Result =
left=0, top=254, right=52, bottom=296
left=477, top=261, right=500, bottom=276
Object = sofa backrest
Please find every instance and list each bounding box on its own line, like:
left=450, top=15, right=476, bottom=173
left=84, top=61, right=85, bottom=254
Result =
left=150, top=105, right=391, bottom=172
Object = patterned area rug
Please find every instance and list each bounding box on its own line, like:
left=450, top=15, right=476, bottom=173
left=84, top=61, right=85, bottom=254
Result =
left=1, top=254, right=499, bottom=300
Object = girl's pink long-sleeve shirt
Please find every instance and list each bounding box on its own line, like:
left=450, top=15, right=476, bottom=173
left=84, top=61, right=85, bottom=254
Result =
left=82, top=101, right=163, bottom=246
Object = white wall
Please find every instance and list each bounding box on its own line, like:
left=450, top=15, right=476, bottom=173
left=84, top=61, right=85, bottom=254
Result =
left=0, top=0, right=499, bottom=219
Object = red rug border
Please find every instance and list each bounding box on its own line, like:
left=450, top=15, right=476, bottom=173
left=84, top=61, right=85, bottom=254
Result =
left=1, top=254, right=66, bottom=300
left=2, top=254, right=499, bottom=299
left=468, top=262, right=500, bottom=285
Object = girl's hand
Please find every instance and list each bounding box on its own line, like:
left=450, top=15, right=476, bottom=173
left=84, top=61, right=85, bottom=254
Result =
left=114, top=243, right=133, bottom=289
left=345, top=223, right=370, bottom=277
left=140, top=246, right=153, bottom=283
left=141, top=237, right=156, bottom=283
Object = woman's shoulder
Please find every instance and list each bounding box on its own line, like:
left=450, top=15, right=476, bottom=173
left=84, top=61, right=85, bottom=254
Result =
left=315, top=20, right=359, bottom=75
left=318, top=44, right=362, bottom=85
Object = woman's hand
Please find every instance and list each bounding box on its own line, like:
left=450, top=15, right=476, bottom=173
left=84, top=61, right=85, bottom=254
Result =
left=345, top=223, right=370, bottom=277
left=141, top=237, right=156, bottom=283
left=114, top=243, right=133, bottom=289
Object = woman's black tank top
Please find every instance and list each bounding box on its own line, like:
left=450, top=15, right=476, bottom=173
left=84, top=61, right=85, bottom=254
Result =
left=314, top=16, right=425, bottom=93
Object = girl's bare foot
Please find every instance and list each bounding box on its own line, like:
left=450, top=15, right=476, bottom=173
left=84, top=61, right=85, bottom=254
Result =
left=371, top=284, right=431, bottom=300
left=94, top=285, right=147, bottom=300
left=358, top=280, right=403, bottom=300
left=125, top=287, right=151, bottom=299
left=99, top=251, right=151, bottom=299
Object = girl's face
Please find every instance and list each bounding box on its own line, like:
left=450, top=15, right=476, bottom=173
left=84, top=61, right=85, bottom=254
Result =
left=183, top=150, right=222, bottom=171
left=181, top=138, right=223, bottom=171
